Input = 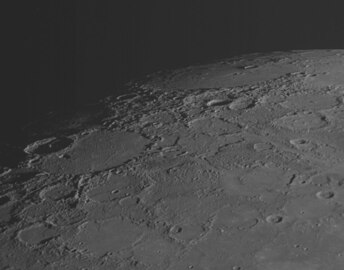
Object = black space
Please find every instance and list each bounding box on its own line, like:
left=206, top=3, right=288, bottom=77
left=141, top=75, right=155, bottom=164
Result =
left=2, top=1, right=344, bottom=145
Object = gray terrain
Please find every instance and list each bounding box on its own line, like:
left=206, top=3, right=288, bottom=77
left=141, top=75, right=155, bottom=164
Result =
left=2, top=50, right=344, bottom=269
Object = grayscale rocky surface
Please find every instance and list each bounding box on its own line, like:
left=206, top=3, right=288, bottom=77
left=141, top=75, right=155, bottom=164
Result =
left=2, top=50, right=344, bottom=269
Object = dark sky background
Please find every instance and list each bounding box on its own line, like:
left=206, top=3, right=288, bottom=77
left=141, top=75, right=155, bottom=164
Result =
left=3, top=1, right=344, bottom=145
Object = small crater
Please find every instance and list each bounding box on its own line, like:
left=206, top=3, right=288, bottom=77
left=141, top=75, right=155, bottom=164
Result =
left=299, top=179, right=309, bottom=185
left=116, top=93, right=138, bottom=101
left=172, top=226, right=183, bottom=233
left=39, top=131, right=150, bottom=174
left=274, top=112, right=328, bottom=131
left=316, top=190, right=335, bottom=200
left=253, top=142, right=273, bottom=152
left=206, top=99, right=230, bottom=107
left=58, top=153, right=71, bottom=159
left=25, top=137, right=74, bottom=155
left=41, top=185, right=76, bottom=201
left=18, top=224, right=59, bottom=245
left=266, top=214, right=284, bottom=224
left=70, top=218, right=144, bottom=257
left=242, top=65, right=258, bottom=69
left=229, top=97, right=254, bottom=110
left=289, top=138, right=315, bottom=150
left=291, top=138, right=307, bottom=145
left=47, top=209, right=87, bottom=226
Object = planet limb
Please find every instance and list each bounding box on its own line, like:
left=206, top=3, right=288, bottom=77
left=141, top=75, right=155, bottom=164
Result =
left=2, top=50, right=344, bottom=269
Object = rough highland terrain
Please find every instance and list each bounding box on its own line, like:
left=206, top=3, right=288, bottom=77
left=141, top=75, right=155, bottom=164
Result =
left=1, top=50, right=344, bottom=269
